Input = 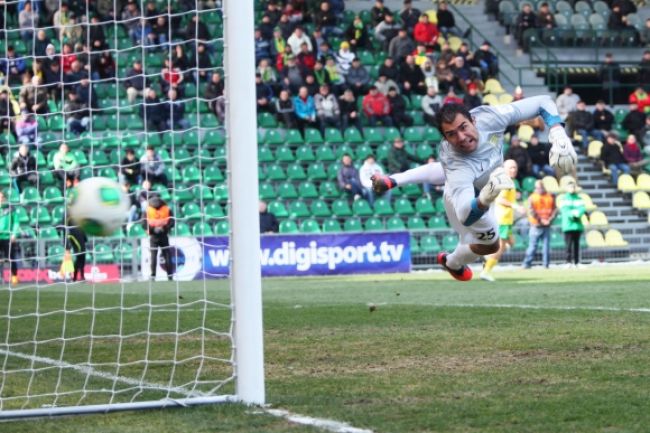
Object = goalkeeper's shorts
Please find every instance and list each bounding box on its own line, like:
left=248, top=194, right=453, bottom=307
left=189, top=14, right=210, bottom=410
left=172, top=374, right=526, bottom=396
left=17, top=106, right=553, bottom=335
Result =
left=443, top=191, right=499, bottom=246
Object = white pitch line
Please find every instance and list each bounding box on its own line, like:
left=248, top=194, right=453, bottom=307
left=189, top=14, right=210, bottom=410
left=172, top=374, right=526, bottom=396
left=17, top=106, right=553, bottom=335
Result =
left=0, top=349, right=205, bottom=398
left=423, top=303, right=650, bottom=313
left=265, top=409, right=374, bottom=433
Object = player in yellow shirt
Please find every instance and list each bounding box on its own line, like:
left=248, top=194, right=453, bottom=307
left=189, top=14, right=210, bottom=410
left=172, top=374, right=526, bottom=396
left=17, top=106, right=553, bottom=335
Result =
left=481, top=159, right=521, bottom=281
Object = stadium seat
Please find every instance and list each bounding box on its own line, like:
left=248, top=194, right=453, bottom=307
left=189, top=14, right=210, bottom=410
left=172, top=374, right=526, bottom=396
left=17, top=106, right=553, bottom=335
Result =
left=289, top=200, right=311, bottom=218
left=285, top=129, right=304, bottom=146
left=343, top=127, right=364, bottom=144
left=401, top=184, right=422, bottom=197
left=428, top=215, right=449, bottom=230
left=588, top=210, right=608, bottom=227
left=278, top=182, right=298, bottom=199
left=364, top=217, right=384, bottom=231
left=307, top=162, right=328, bottom=180
left=331, top=198, right=353, bottom=217
left=434, top=197, right=446, bottom=214
left=295, top=144, right=316, bottom=162
left=204, top=130, right=226, bottom=147
left=517, top=124, right=535, bottom=142
left=386, top=216, right=406, bottom=231
left=355, top=144, right=373, bottom=161
left=604, top=229, right=628, bottom=247
left=279, top=220, right=299, bottom=234
left=335, top=144, right=355, bottom=159
left=268, top=200, right=288, bottom=218
left=521, top=176, right=537, bottom=193
left=275, top=145, right=295, bottom=162
left=265, top=163, right=286, bottom=180
left=13, top=206, right=30, bottom=224
left=550, top=230, right=566, bottom=248
left=325, top=128, right=345, bottom=144
left=93, top=244, right=115, bottom=263
left=182, top=203, right=202, bottom=220
left=394, top=197, right=415, bottom=216
left=182, top=166, right=201, bottom=184
left=585, top=230, right=606, bottom=248
left=587, top=140, right=603, bottom=159
left=304, top=128, right=324, bottom=144
left=578, top=192, right=597, bottom=212
left=441, top=234, right=458, bottom=251
left=415, top=143, right=434, bottom=160
left=128, top=224, right=147, bottom=238
left=322, top=218, right=342, bottom=233
left=310, top=199, right=331, bottom=217
left=39, top=226, right=60, bottom=240
left=407, top=216, right=427, bottom=230
left=47, top=245, right=66, bottom=265
left=116, top=243, right=134, bottom=263
left=20, top=186, right=41, bottom=204
left=632, top=191, right=650, bottom=210
left=363, top=127, right=384, bottom=144
left=373, top=198, right=394, bottom=216
left=298, top=181, right=319, bottom=199
left=419, top=235, right=441, bottom=253
left=353, top=199, right=374, bottom=216
left=343, top=217, right=363, bottom=232
left=262, top=129, right=285, bottom=146
left=30, top=207, right=52, bottom=226
left=542, top=176, right=561, bottom=194
left=404, top=127, right=424, bottom=142
left=258, top=112, right=278, bottom=128
left=215, top=220, right=230, bottom=235
left=415, top=196, right=436, bottom=215
left=315, top=144, right=336, bottom=161
left=300, top=218, right=321, bottom=233
left=192, top=222, right=215, bottom=236
left=410, top=236, right=421, bottom=254
left=484, top=78, right=505, bottom=94
left=482, top=94, right=499, bottom=106
left=636, top=174, right=650, bottom=192
left=617, top=174, right=637, bottom=193
left=204, top=165, right=225, bottom=184
left=319, top=181, right=340, bottom=199
left=424, top=127, right=442, bottom=143
left=259, top=183, right=277, bottom=200
left=286, top=163, right=307, bottom=180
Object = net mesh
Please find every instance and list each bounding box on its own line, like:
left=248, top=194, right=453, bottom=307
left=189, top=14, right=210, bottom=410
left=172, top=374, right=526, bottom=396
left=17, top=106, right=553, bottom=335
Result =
left=0, top=0, right=233, bottom=413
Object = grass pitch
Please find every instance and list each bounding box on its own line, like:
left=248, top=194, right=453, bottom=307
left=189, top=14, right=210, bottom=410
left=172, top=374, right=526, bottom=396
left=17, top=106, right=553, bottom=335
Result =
left=2, top=263, right=650, bottom=432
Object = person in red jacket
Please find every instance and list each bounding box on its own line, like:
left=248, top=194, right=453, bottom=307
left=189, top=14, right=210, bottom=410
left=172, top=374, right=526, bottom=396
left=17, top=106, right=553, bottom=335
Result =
left=362, top=86, right=393, bottom=126
left=629, top=87, right=650, bottom=114
left=413, top=14, right=439, bottom=51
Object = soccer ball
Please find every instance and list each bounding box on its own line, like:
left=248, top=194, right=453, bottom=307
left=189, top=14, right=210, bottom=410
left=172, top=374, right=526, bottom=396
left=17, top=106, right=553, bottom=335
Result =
left=67, top=177, right=130, bottom=236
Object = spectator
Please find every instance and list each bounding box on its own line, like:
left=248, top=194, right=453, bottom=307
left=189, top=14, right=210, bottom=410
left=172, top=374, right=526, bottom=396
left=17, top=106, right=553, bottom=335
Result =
left=259, top=200, right=279, bottom=234
left=53, top=143, right=80, bottom=188
left=146, top=195, right=174, bottom=281
left=601, top=133, right=631, bottom=185
left=122, top=2, right=142, bottom=43
left=337, top=154, right=365, bottom=200
left=296, top=42, right=316, bottom=72
left=257, top=57, right=278, bottom=90
left=522, top=180, right=556, bottom=269
left=527, top=135, right=555, bottom=178
left=399, top=55, right=426, bottom=95
left=559, top=178, right=585, bottom=267
left=370, top=0, right=391, bottom=27
left=536, top=2, right=555, bottom=29
left=607, top=4, right=628, bottom=31
left=555, top=86, right=580, bottom=121
left=186, top=13, right=211, bottom=45
left=120, top=148, right=141, bottom=187
left=10, top=144, right=38, bottom=192
left=165, top=88, right=189, bottom=130
left=141, top=88, right=166, bottom=132
left=629, top=87, right=650, bottom=114
left=374, top=73, right=400, bottom=97
left=379, top=57, right=400, bottom=82
left=1, top=46, right=27, bottom=86
left=152, top=15, right=170, bottom=47
left=335, top=41, right=355, bottom=76
left=346, top=58, right=371, bottom=96
left=160, top=58, right=184, bottom=95
left=275, top=89, right=296, bottom=128
left=314, top=84, right=340, bottom=131
left=599, top=53, right=621, bottom=103
left=622, top=134, right=649, bottom=170
left=140, top=146, right=168, bottom=186
left=375, top=14, right=401, bottom=51
left=64, top=222, right=87, bottom=282
left=443, top=88, right=464, bottom=105
left=0, top=191, right=20, bottom=285
left=473, top=41, right=499, bottom=80
left=19, top=75, right=49, bottom=115
left=359, top=154, right=388, bottom=206
left=293, top=85, right=318, bottom=132
left=215, top=92, right=226, bottom=125
left=516, top=3, right=537, bottom=47
left=52, top=3, right=70, bottom=35
left=171, top=44, right=190, bottom=76
left=463, top=83, right=482, bottom=109
left=344, top=15, right=370, bottom=51
left=613, top=0, right=636, bottom=16
left=19, top=1, right=39, bottom=41
left=421, top=86, right=442, bottom=126
left=75, top=78, right=97, bottom=110
left=61, top=43, right=76, bottom=75
left=64, top=90, right=90, bottom=135
left=314, top=1, right=341, bottom=37
left=258, top=15, right=275, bottom=41
left=34, top=30, right=51, bottom=57
left=566, top=100, right=605, bottom=149
left=504, top=135, right=532, bottom=180
left=339, top=88, right=362, bottom=132
left=281, top=56, right=305, bottom=94
left=0, top=89, right=13, bottom=133
left=14, top=111, right=38, bottom=146
left=386, top=137, right=421, bottom=174
left=437, top=1, right=460, bottom=37
left=205, top=71, right=224, bottom=116
left=254, top=28, right=273, bottom=64
left=124, top=61, right=146, bottom=104
left=641, top=19, right=650, bottom=46
left=387, top=87, right=412, bottom=128
left=287, top=27, right=312, bottom=55
left=254, top=73, right=274, bottom=113
left=420, top=59, right=439, bottom=91
left=413, top=13, right=439, bottom=50
left=61, top=15, right=83, bottom=47
left=400, top=0, right=421, bottom=34
left=88, top=15, right=107, bottom=49
left=362, top=85, right=392, bottom=127
left=388, top=28, right=416, bottom=63
left=622, top=103, right=646, bottom=138
left=638, top=50, right=650, bottom=85
left=593, top=100, right=614, bottom=132
left=640, top=115, right=650, bottom=149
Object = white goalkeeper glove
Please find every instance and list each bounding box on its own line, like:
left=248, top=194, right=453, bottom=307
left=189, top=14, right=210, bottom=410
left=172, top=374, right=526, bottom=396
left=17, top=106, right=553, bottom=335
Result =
left=548, top=125, right=577, bottom=174
left=478, top=167, right=514, bottom=206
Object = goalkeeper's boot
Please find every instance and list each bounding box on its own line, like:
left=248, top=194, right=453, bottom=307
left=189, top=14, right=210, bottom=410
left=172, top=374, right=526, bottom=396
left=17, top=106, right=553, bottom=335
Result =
left=10, top=275, right=18, bottom=285
left=370, top=174, right=397, bottom=194
left=437, top=253, right=473, bottom=282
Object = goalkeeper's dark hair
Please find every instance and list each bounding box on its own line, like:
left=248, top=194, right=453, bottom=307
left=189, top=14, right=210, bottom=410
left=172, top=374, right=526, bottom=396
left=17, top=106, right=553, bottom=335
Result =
left=435, top=103, right=472, bottom=131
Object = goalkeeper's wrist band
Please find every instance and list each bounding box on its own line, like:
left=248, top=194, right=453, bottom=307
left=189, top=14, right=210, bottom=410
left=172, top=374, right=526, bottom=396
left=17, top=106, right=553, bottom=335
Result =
left=463, top=198, right=486, bottom=227
left=539, top=108, right=562, bottom=128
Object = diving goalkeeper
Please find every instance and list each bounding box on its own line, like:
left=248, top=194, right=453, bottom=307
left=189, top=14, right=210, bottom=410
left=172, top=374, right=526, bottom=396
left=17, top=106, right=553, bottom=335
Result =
left=372, top=95, right=576, bottom=281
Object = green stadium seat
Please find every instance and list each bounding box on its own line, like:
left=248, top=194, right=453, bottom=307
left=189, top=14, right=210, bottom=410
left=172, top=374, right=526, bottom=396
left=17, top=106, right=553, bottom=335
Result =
left=419, top=235, right=441, bottom=253
left=279, top=220, right=299, bottom=234
left=319, top=181, right=339, bottom=198
left=175, top=148, right=193, bottom=165
left=331, top=198, right=353, bottom=217
left=215, top=220, right=230, bottom=235
left=428, top=215, right=448, bottom=230
left=204, top=164, right=225, bottom=184
left=300, top=218, right=321, bottom=233
left=182, top=203, right=203, bottom=220
left=204, top=130, right=226, bottom=146
left=193, top=222, right=215, bottom=236
left=278, top=181, right=298, bottom=199
left=307, top=162, right=328, bottom=180
left=343, top=217, right=363, bottom=232
left=424, top=127, right=442, bottom=142
left=258, top=144, right=274, bottom=163
left=30, top=207, right=52, bottom=225
left=304, top=128, right=324, bottom=144
left=275, top=145, right=295, bottom=162
left=410, top=236, right=421, bottom=254
left=550, top=230, right=565, bottom=248
left=407, top=216, right=427, bottom=230
left=193, top=185, right=215, bottom=201
left=325, top=128, right=345, bottom=144
left=315, top=144, right=336, bottom=161
left=335, top=144, right=355, bottom=159
left=259, top=183, right=277, bottom=200
left=13, top=206, right=30, bottom=224
left=326, top=162, right=341, bottom=180
left=258, top=112, right=278, bottom=128
left=90, top=149, right=109, bottom=166
left=98, top=167, right=118, bottom=181
left=205, top=202, right=225, bottom=220
left=128, top=224, right=147, bottom=238
left=373, top=197, right=394, bottom=216
left=364, top=217, right=384, bottom=231
left=298, top=181, right=319, bottom=198
left=353, top=199, right=373, bottom=216
left=268, top=200, right=289, bottom=218
left=386, top=216, right=406, bottom=231
left=384, top=127, right=402, bottom=142
left=415, top=143, right=434, bottom=160
left=410, top=94, right=423, bottom=110
left=265, top=163, right=286, bottom=180
left=404, top=127, right=424, bottom=142
left=262, top=129, right=285, bottom=146
left=20, top=186, right=41, bottom=204
left=182, top=166, right=202, bottom=183
left=295, top=144, right=316, bottom=162
left=363, top=127, right=384, bottom=144
left=376, top=143, right=391, bottom=161
left=522, top=176, right=537, bottom=193
left=355, top=144, right=373, bottom=161
left=286, top=162, right=307, bottom=180
left=39, top=226, right=60, bottom=240
left=48, top=114, right=65, bottom=131
left=93, top=244, right=115, bottom=263
left=47, top=245, right=66, bottom=265
left=394, top=197, right=415, bottom=216
left=322, top=218, right=342, bottom=232
left=289, top=200, right=311, bottom=218
left=434, top=197, right=446, bottom=214
left=285, top=129, right=304, bottom=146
left=310, top=199, right=331, bottom=217
left=442, top=234, right=458, bottom=251
left=343, top=127, right=364, bottom=144
left=401, top=184, right=422, bottom=197
left=116, top=243, right=134, bottom=263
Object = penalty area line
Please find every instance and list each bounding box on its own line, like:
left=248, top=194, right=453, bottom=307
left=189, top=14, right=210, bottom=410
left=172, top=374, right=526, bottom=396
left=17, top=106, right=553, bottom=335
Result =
left=264, top=408, right=374, bottom=433
left=424, top=303, right=650, bottom=314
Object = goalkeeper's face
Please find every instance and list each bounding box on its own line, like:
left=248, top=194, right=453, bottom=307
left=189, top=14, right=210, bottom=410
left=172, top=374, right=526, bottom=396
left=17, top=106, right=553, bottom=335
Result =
left=441, top=113, right=478, bottom=154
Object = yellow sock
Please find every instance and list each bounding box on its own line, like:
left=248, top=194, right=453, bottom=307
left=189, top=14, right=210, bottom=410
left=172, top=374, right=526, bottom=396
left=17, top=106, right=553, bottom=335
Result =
left=484, top=258, right=498, bottom=273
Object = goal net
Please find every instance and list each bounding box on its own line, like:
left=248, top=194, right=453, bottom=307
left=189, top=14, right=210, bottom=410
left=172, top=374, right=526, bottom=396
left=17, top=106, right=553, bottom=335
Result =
left=0, top=0, right=263, bottom=417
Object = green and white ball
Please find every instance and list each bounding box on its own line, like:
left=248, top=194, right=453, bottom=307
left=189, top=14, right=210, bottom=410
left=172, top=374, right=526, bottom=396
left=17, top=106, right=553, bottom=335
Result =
left=68, top=177, right=130, bottom=236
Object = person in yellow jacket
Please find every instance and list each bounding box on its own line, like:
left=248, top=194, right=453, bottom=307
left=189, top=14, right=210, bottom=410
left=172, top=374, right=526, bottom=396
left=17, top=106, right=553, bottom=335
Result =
left=481, top=159, right=523, bottom=282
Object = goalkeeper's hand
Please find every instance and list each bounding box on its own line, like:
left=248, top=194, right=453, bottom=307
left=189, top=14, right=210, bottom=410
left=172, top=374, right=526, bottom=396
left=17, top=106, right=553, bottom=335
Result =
left=371, top=174, right=397, bottom=195
left=478, top=167, right=514, bottom=207
left=548, top=125, right=577, bottom=174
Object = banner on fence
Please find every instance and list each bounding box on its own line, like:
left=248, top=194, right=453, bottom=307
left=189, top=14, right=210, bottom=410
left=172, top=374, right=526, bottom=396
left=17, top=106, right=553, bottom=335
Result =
left=3, top=265, right=121, bottom=284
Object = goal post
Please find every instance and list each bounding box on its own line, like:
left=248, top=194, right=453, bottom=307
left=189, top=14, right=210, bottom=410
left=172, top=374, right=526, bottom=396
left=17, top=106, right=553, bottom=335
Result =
left=0, top=0, right=264, bottom=417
